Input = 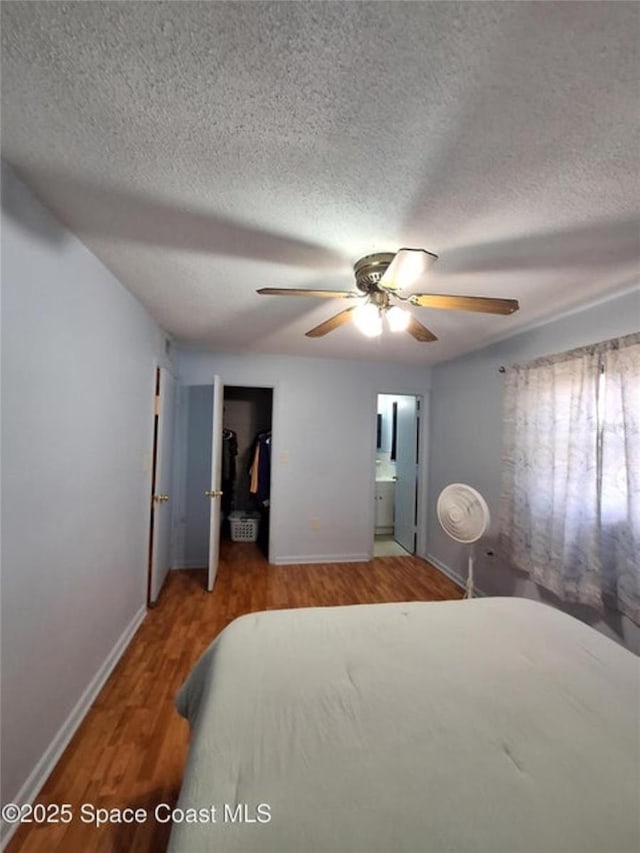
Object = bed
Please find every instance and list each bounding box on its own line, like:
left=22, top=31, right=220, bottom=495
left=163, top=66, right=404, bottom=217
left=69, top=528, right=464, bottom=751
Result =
left=169, top=597, right=640, bottom=853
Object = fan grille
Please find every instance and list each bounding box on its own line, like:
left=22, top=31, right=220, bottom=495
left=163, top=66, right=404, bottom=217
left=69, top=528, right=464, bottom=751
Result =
left=436, top=484, right=490, bottom=544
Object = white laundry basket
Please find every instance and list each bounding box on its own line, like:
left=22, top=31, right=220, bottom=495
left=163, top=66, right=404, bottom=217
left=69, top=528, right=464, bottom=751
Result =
left=228, top=511, right=260, bottom=542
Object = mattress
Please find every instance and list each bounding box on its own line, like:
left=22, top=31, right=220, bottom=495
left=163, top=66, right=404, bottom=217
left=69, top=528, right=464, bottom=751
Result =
left=169, top=597, right=640, bottom=853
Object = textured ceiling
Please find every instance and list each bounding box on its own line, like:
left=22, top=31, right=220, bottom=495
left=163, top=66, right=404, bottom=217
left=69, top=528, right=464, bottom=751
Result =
left=1, top=1, right=638, bottom=365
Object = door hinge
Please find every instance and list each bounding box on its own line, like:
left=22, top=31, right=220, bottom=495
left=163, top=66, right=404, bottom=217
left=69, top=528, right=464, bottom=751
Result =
left=154, top=394, right=160, bottom=416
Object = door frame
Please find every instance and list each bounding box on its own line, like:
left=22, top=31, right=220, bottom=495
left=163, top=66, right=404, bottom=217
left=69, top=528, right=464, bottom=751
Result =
left=219, top=382, right=277, bottom=563
left=146, top=366, right=161, bottom=606
left=371, top=389, right=429, bottom=558
left=168, top=379, right=278, bottom=576
left=225, top=382, right=277, bottom=564
left=207, top=375, right=224, bottom=591
left=190, top=371, right=278, bottom=568
left=141, top=358, right=179, bottom=609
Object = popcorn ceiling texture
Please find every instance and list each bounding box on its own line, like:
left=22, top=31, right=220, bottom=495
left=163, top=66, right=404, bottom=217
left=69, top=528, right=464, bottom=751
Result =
left=1, top=2, right=638, bottom=365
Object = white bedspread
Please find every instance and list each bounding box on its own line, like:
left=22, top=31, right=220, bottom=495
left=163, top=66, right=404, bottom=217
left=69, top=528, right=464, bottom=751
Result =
left=169, top=597, right=640, bottom=853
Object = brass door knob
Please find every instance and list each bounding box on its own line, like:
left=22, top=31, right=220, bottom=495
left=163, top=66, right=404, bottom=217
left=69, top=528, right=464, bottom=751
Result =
left=205, top=490, right=224, bottom=498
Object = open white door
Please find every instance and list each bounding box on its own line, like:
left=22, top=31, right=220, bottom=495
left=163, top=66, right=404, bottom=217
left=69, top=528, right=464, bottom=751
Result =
left=206, top=375, right=224, bottom=591
left=149, top=367, right=176, bottom=605
left=394, top=395, right=419, bottom=553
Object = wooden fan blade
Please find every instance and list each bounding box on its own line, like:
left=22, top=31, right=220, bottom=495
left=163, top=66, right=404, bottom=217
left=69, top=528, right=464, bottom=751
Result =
left=305, top=307, right=357, bottom=337
left=257, top=288, right=356, bottom=299
left=407, top=316, right=438, bottom=342
left=409, top=293, right=519, bottom=314
left=379, top=247, right=438, bottom=290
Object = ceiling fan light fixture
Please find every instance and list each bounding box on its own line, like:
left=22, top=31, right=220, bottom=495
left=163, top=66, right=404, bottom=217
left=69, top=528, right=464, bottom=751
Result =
left=257, top=247, right=517, bottom=342
left=353, top=302, right=382, bottom=337
left=386, top=305, right=411, bottom=332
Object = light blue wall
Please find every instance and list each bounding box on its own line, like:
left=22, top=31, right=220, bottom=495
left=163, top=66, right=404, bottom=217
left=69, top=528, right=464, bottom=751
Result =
left=1, top=163, right=169, bottom=806
left=173, top=348, right=432, bottom=564
left=427, top=287, right=640, bottom=651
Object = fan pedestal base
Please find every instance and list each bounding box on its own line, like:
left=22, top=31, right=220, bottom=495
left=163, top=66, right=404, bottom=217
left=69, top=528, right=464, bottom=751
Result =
left=464, top=552, right=475, bottom=599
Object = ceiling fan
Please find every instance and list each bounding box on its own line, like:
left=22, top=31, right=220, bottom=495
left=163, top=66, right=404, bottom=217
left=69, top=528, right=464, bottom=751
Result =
left=257, top=248, right=519, bottom=342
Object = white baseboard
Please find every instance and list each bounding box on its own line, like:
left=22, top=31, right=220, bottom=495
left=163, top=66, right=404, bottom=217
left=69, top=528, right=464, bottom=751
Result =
left=272, top=553, right=371, bottom=565
left=425, top=553, right=487, bottom=597
left=1, top=605, right=147, bottom=849
left=171, top=561, right=207, bottom=570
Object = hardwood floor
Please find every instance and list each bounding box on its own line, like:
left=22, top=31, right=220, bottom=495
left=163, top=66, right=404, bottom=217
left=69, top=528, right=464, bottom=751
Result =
left=6, top=544, right=461, bottom=853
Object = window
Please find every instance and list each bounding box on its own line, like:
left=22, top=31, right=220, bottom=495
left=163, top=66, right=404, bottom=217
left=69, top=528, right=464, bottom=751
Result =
left=499, top=333, right=640, bottom=623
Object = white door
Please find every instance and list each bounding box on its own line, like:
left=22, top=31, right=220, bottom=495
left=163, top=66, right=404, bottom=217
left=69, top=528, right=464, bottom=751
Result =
left=149, top=367, right=176, bottom=605
left=394, top=396, right=418, bottom=553
left=206, top=375, right=224, bottom=591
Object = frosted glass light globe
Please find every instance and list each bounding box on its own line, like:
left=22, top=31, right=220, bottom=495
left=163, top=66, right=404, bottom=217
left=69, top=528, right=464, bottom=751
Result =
left=386, top=306, right=411, bottom=332
left=353, top=303, right=382, bottom=337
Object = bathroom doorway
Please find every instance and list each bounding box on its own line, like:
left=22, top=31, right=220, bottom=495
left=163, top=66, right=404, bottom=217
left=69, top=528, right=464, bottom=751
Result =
left=374, top=393, right=421, bottom=557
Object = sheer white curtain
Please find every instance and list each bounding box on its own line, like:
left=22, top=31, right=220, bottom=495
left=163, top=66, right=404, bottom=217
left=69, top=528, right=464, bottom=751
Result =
left=600, top=338, right=640, bottom=622
left=499, top=333, right=640, bottom=621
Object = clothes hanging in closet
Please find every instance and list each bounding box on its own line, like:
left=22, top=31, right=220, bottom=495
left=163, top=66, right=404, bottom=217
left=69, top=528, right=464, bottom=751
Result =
left=222, top=428, right=238, bottom=516
left=249, top=431, right=271, bottom=506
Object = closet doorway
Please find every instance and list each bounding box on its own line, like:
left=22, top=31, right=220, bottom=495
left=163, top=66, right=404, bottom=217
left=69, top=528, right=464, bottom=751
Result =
left=222, top=386, right=273, bottom=558
left=180, top=383, right=274, bottom=585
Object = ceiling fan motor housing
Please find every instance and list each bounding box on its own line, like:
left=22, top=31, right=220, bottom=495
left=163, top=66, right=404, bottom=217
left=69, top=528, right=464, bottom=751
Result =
left=354, top=252, right=396, bottom=293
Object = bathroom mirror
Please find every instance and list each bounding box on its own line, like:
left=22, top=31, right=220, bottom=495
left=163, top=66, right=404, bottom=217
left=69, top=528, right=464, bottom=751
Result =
left=376, top=399, right=398, bottom=460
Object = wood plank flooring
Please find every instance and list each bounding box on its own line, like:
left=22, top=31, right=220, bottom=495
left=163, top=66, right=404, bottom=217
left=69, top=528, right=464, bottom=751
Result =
left=6, top=544, right=462, bottom=853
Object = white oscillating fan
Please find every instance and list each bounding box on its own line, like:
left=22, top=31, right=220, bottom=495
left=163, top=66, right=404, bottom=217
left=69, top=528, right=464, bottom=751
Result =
left=436, top=484, right=490, bottom=598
